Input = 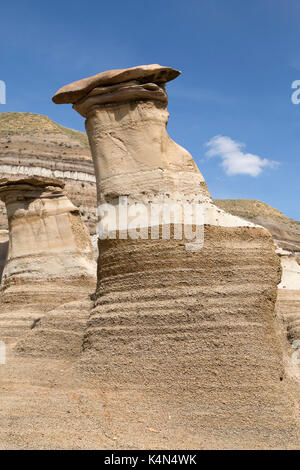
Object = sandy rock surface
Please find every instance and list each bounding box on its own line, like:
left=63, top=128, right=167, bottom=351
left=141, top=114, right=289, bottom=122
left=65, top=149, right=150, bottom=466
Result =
left=0, top=176, right=96, bottom=342
left=0, top=64, right=298, bottom=450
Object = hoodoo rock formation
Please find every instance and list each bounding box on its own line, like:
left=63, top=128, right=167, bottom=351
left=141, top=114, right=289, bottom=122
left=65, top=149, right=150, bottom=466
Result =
left=0, top=176, right=96, bottom=341
left=54, top=64, right=210, bottom=202
left=53, top=64, right=299, bottom=447
left=0, top=112, right=97, bottom=237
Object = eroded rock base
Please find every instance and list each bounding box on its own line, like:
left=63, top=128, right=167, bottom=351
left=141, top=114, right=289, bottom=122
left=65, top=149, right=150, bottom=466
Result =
left=78, top=225, right=299, bottom=446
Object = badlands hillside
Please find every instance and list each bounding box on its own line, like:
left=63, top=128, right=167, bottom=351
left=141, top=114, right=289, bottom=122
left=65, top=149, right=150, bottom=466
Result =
left=214, top=199, right=300, bottom=260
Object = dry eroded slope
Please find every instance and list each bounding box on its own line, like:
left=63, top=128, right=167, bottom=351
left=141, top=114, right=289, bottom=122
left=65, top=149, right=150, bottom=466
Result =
left=214, top=199, right=300, bottom=262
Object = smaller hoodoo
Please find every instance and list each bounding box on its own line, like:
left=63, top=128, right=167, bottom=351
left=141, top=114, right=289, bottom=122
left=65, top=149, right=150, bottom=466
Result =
left=0, top=176, right=96, bottom=341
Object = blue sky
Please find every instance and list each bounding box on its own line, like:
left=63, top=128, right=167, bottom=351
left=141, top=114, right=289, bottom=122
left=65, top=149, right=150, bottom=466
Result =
left=0, top=0, right=299, bottom=219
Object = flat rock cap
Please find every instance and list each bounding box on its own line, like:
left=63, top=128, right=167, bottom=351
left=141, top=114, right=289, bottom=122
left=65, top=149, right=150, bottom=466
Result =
left=52, top=64, right=181, bottom=104
left=0, top=176, right=65, bottom=189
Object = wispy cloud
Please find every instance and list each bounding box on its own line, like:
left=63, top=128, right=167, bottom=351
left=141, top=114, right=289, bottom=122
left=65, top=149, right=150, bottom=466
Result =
left=205, top=135, right=279, bottom=177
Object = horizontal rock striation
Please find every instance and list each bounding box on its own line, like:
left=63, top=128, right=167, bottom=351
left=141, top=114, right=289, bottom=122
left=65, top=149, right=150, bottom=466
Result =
left=215, top=199, right=300, bottom=372
left=79, top=226, right=300, bottom=446
left=0, top=163, right=95, bottom=183
left=16, top=296, right=94, bottom=358
left=214, top=199, right=300, bottom=260
left=0, top=176, right=96, bottom=341
left=0, top=112, right=97, bottom=236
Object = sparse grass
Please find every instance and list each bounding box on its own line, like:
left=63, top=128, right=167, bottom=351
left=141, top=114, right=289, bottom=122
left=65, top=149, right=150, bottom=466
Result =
left=0, top=112, right=89, bottom=148
left=214, top=199, right=300, bottom=227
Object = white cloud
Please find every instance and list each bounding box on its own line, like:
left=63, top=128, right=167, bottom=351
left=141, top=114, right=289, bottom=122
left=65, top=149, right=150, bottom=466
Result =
left=205, top=135, right=278, bottom=177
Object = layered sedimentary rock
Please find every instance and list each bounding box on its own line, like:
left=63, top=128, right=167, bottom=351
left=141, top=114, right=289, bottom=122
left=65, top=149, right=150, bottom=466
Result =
left=53, top=65, right=299, bottom=447
left=16, top=296, right=93, bottom=358
left=214, top=199, right=300, bottom=260
left=0, top=112, right=97, bottom=235
left=215, top=199, right=300, bottom=371
left=0, top=176, right=96, bottom=341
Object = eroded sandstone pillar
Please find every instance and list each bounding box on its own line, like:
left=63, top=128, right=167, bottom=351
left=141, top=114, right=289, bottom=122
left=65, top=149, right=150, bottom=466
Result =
left=0, top=176, right=96, bottom=340
left=53, top=65, right=299, bottom=448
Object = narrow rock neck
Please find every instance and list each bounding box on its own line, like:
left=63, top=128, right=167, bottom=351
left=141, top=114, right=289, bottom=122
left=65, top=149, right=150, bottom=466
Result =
left=84, top=100, right=210, bottom=204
